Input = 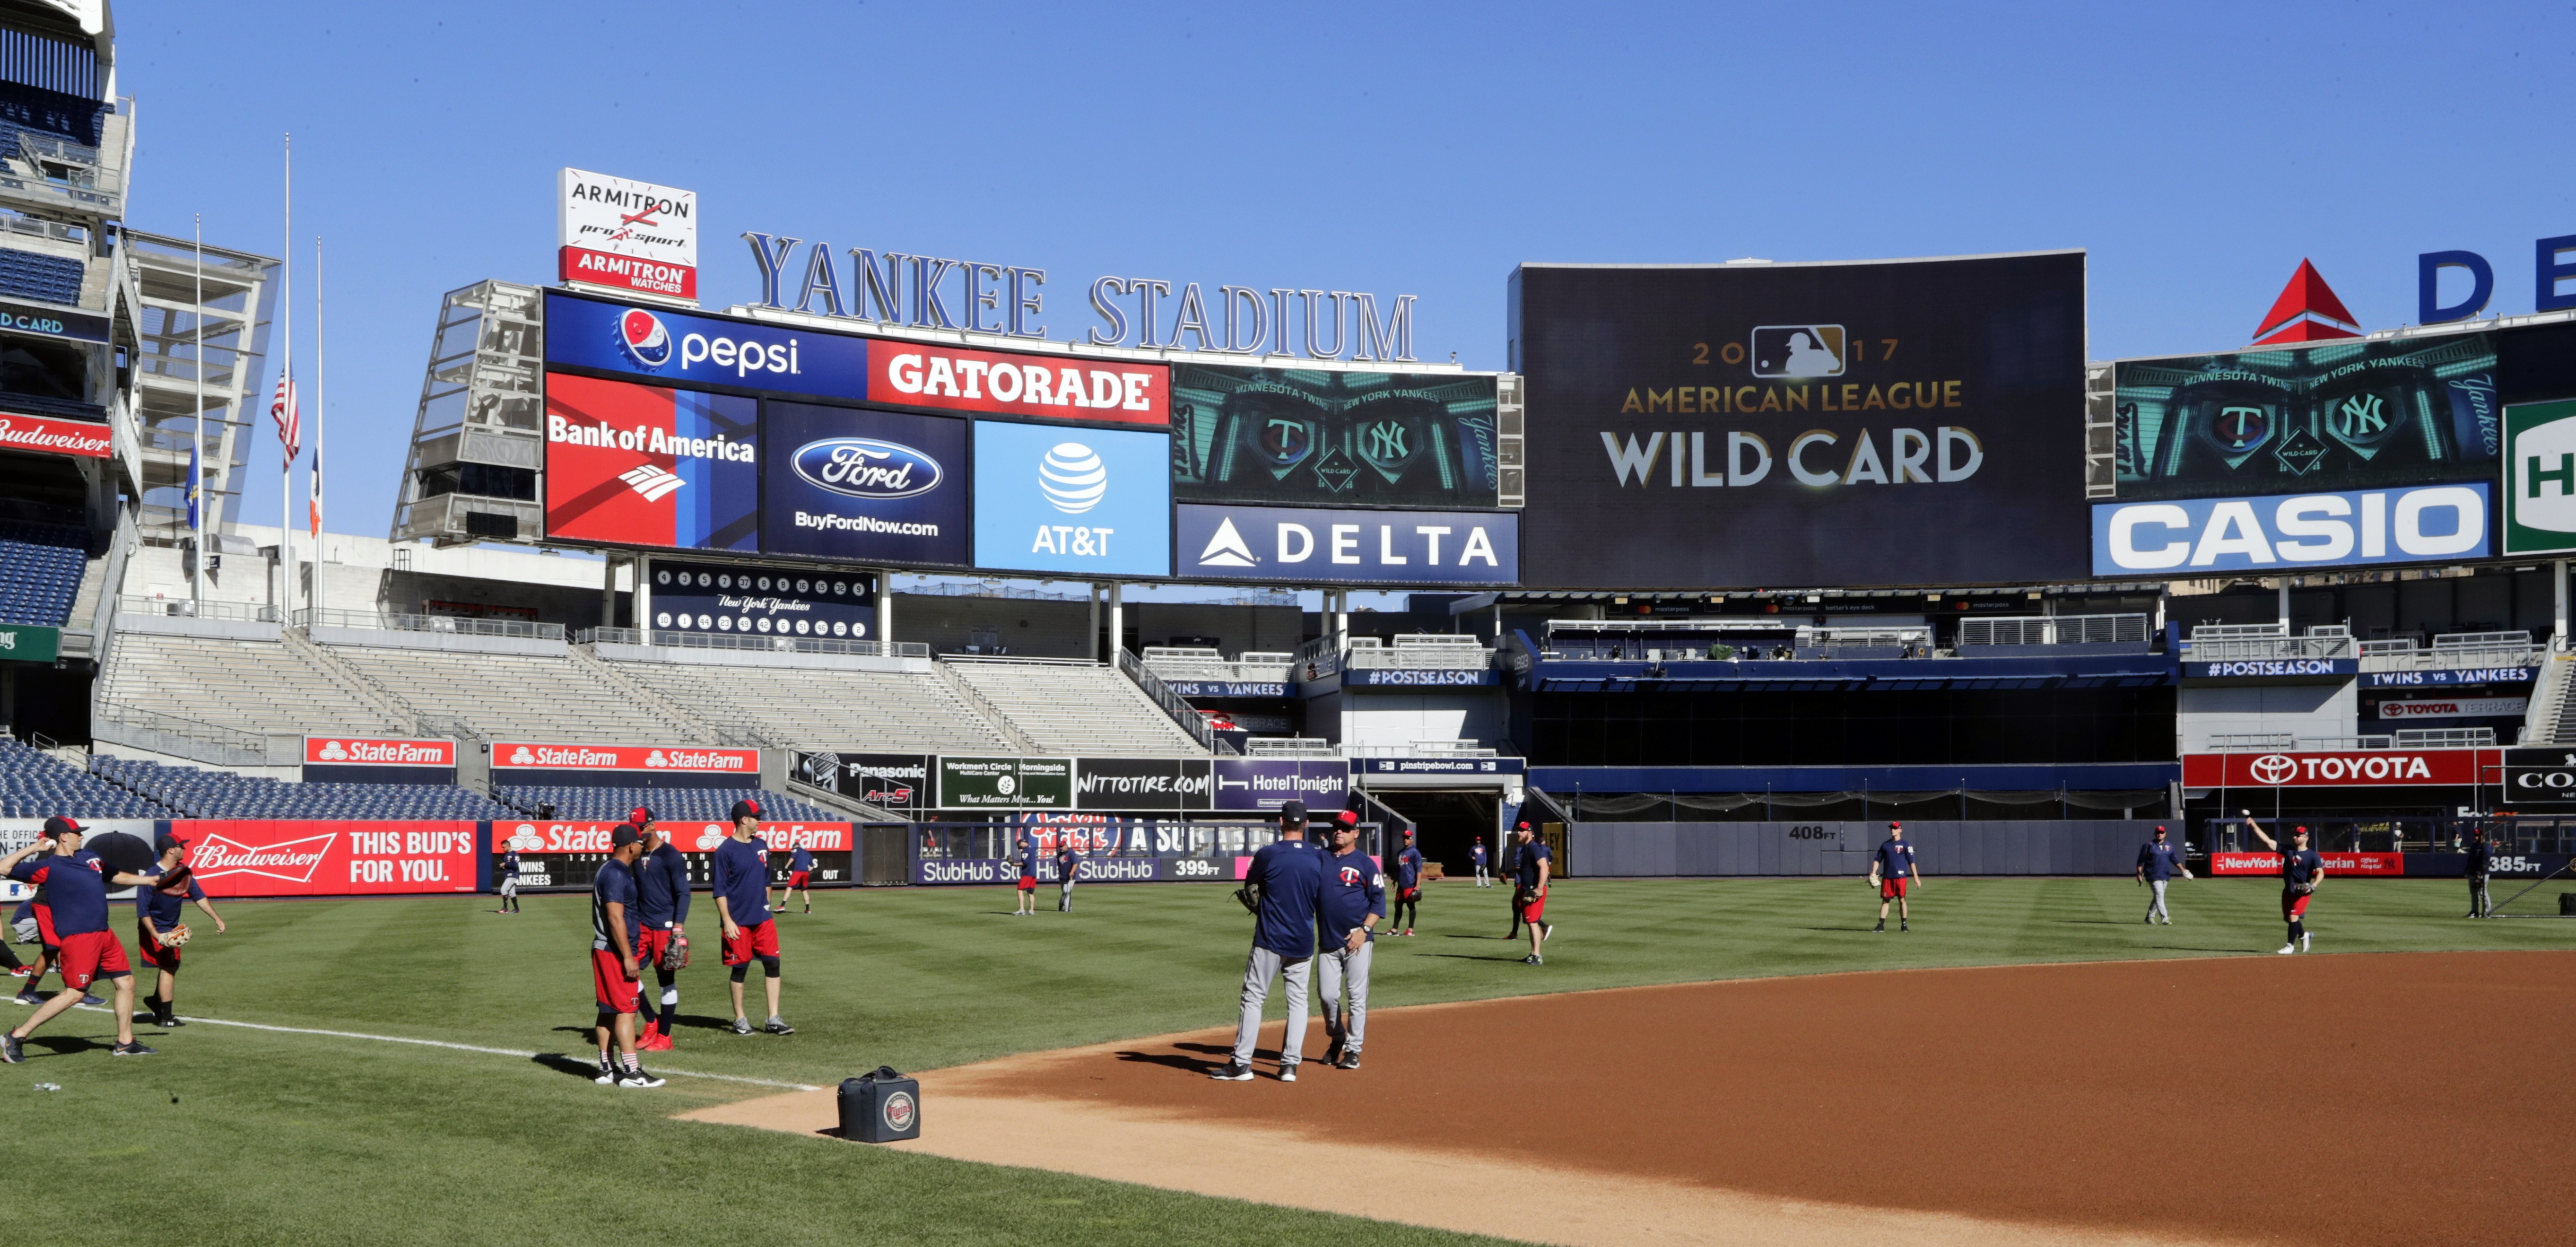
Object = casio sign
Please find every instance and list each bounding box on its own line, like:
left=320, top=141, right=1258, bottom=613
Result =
left=791, top=438, right=942, bottom=499
left=2093, top=484, right=2489, bottom=574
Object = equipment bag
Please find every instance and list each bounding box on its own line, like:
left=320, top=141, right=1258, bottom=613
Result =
left=838, top=1065, right=921, bottom=1143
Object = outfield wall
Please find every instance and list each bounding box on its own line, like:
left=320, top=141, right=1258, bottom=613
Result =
left=1566, top=820, right=2171, bottom=877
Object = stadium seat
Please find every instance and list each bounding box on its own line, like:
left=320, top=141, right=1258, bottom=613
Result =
left=0, top=521, right=88, bottom=627
left=945, top=659, right=1207, bottom=756
left=88, top=755, right=518, bottom=820
left=0, top=738, right=172, bottom=819
left=97, top=632, right=410, bottom=736
left=594, top=657, right=1014, bottom=753
left=491, top=785, right=841, bottom=826
left=316, top=645, right=706, bottom=743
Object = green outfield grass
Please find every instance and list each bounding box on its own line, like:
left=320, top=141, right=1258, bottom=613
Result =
left=3, top=875, right=2565, bottom=1246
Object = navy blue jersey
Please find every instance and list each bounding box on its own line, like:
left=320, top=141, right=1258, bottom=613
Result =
left=710, top=837, right=772, bottom=926
left=1394, top=847, right=1425, bottom=889
left=1018, top=842, right=1038, bottom=879
left=1319, top=847, right=1387, bottom=942
left=2137, top=840, right=2181, bottom=881
left=1059, top=847, right=1085, bottom=879
left=11, top=851, right=108, bottom=936
left=1875, top=838, right=1917, bottom=879
left=1247, top=838, right=1330, bottom=958
left=1514, top=839, right=1551, bottom=888
left=2280, top=847, right=2325, bottom=888
left=789, top=846, right=813, bottom=873
left=135, top=864, right=203, bottom=928
left=635, top=842, right=691, bottom=929
left=592, top=858, right=641, bottom=952
left=1471, top=842, right=1488, bottom=865
left=2467, top=838, right=2493, bottom=872
left=500, top=850, right=520, bottom=880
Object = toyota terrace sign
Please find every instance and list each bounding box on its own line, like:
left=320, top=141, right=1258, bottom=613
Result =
left=2182, top=748, right=2497, bottom=787
left=491, top=742, right=757, bottom=773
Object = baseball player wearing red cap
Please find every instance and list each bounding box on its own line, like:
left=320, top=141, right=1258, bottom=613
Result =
left=136, top=834, right=225, bottom=1029
left=2242, top=811, right=2325, bottom=954
left=1, top=818, right=163, bottom=1062
left=2135, top=825, right=2190, bottom=924
left=1389, top=828, right=1425, bottom=937
left=712, top=799, right=791, bottom=1035
left=590, top=824, right=662, bottom=1087
left=1869, top=821, right=1919, bottom=933
left=1511, top=821, right=1552, bottom=964
left=628, top=808, right=690, bottom=1052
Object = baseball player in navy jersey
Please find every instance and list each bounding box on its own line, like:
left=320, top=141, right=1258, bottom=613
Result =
left=1056, top=837, right=1085, bottom=913
left=1870, top=821, right=1920, bottom=933
left=712, top=800, right=792, bottom=1035
left=2, top=818, right=163, bottom=1061
left=1210, top=800, right=1330, bottom=1082
left=1316, top=811, right=1384, bottom=1070
left=589, top=825, right=663, bottom=1088
left=629, top=809, right=690, bottom=1052
left=1471, top=839, right=1490, bottom=887
left=1512, top=821, right=1553, bottom=963
left=1389, top=830, right=1425, bottom=937
left=1012, top=834, right=1040, bottom=916
left=494, top=845, right=522, bottom=914
left=135, top=835, right=224, bottom=1029
left=2136, top=825, right=2190, bottom=924
left=2243, top=811, right=2325, bottom=954
left=776, top=841, right=816, bottom=916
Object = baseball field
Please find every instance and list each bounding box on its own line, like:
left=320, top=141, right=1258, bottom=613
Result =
left=6, top=875, right=2569, bottom=1246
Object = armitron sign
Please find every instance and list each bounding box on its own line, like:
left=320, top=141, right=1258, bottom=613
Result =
left=2182, top=748, right=2497, bottom=787
left=559, top=168, right=697, bottom=303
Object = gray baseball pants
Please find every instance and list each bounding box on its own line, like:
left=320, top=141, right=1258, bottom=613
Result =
left=1317, top=940, right=1373, bottom=1050
left=2146, top=879, right=2170, bottom=922
left=2470, top=872, right=2491, bottom=917
left=1232, top=945, right=1312, bottom=1067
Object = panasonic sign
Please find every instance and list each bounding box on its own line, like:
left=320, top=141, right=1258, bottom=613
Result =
left=2091, top=484, right=2489, bottom=574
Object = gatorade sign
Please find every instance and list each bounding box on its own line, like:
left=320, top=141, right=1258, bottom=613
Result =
left=2503, top=398, right=2576, bottom=555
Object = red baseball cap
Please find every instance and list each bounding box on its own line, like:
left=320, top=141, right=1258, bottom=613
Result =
left=729, top=798, right=762, bottom=821
left=628, top=805, right=656, bottom=827
left=39, top=816, right=82, bottom=839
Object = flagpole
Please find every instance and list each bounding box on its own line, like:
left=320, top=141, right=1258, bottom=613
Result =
left=191, top=212, right=205, bottom=611
left=311, top=234, right=324, bottom=618
left=279, top=132, right=293, bottom=622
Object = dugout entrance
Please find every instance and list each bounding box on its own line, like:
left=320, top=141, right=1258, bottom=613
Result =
left=1364, top=789, right=1501, bottom=879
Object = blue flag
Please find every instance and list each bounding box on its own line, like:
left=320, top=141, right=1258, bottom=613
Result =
left=186, top=444, right=200, bottom=528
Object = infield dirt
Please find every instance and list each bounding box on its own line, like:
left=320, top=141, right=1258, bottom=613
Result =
left=687, top=951, right=2572, bottom=1247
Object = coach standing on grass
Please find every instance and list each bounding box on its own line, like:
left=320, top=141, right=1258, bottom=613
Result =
left=1210, top=799, right=1329, bottom=1083
left=2136, top=825, right=2190, bottom=924
left=713, top=800, right=792, bottom=1036
left=136, top=834, right=223, bottom=1029
left=1317, top=810, right=1384, bottom=1070
left=1870, top=821, right=1919, bottom=933
left=630, top=808, right=689, bottom=1052
left=1057, top=836, right=1085, bottom=913
left=589, top=825, right=662, bottom=1088
left=2465, top=828, right=2494, bottom=918
left=1513, top=820, right=1553, bottom=964
left=1, top=818, right=161, bottom=1062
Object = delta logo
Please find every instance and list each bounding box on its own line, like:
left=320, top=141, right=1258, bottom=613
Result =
left=617, top=307, right=674, bottom=368
left=2251, top=260, right=2363, bottom=345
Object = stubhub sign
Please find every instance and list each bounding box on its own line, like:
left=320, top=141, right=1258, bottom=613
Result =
left=2091, top=484, right=2488, bottom=575
left=1177, top=504, right=1518, bottom=585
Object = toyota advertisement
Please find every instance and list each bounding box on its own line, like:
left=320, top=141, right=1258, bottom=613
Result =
left=759, top=401, right=970, bottom=567
left=176, top=820, right=482, bottom=898
left=2180, top=748, right=2498, bottom=787
left=544, top=373, right=758, bottom=551
left=971, top=420, right=1171, bottom=577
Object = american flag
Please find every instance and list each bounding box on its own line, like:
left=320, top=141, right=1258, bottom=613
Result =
left=270, top=373, right=299, bottom=467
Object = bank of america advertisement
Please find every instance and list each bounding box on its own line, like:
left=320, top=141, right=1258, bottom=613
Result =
left=543, top=373, right=757, bottom=550
left=1511, top=252, right=2088, bottom=588
left=2112, top=334, right=2498, bottom=502
left=1169, top=364, right=1499, bottom=508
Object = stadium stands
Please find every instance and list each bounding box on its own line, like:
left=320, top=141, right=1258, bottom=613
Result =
left=0, top=737, right=169, bottom=818
left=594, top=657, right=1014, bottom=753
left=98, top=631, right=409, bottom=736
left=90, top=755, right=516, bottom=820
left=945, top=658, right=1207, bottom=756
left=315, top=644, right=706, bottom=743
left=492, top=785, right=841, bottom=824
left=0, top=520, right=86, bottom=626
left=0, top=244, right=84, bottom=305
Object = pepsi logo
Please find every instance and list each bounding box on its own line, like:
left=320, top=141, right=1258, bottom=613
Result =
left=616, top=308, right=673, bottom=368
left=791, top=438, right=943, bottom=499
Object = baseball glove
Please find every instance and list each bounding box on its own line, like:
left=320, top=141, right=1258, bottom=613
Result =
left=161, top=924, right=191, bottom=947
left=2292, top=881, right=2317, bottom=895
left=1232, top=883, right=1261, bottom=916
left=660, top=933, right=691, bottom=972
left=156, top=866, right=195, bottom=894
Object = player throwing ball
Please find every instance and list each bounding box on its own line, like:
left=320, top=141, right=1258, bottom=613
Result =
left=712, top=800, right=792, bottom=1035
left=2242, top=811, right=2324, bottom=954
left=2, top=818, right=163, bottom=1062
left=1871, top=821, right=1921, bottom=932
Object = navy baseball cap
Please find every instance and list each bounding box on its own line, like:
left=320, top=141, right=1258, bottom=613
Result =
left=610, top=824, right=644, bottom=848
left=40, top=816, right=82, bottom=838
left=729, top=799, right=762, bottom=821
left=1279, top=799, right=1307, bottom=825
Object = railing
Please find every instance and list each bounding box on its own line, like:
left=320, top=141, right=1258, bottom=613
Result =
left=1347, top=636, right=1496, bottom=671
left=938, top=653, right=1098, bottom=665
left=1246, top=737, right=1340, bottom=757
left=91, top=700, right=268, bottom=763
left=1140, top=647, right=1297, bottom=683
left=118, top=595, right=278, bottom=623
left=1115, top=648, right=1218, bottom=752
left=1958, top=613, right=2152, bottom=646
left=1292, top=634, right=1343, bottom=680
left=1339, top=740, right=1507, bottom=759
left=2208, top=734, right=2395, bottom=751
left=924, top=660, right=1039, bottom=755
left=2357, top=631, right=2540, bottom=671
left=575, top=626, right=930, bottom=658
left=300, top=607, right=567, bottom=641
left=2394, top=727, right=2498, bottom=747
left=2182, top=632, right=2354, bottom=661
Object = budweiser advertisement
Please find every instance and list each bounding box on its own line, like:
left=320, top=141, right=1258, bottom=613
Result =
left=2208, top=851, right=2408, bottom=876
left=177, top=820, right=479, bottom=898
left=0, top=411, right=111, bottom=458
left=303, top=736, right=456, bottom=767
left=495, top=819, right=851, bottom=853
left=2181, top=749, right=2499, bottom=787
left=490, top=742, right=758, bottom=774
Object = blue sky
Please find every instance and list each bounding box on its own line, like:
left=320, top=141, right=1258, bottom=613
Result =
left=117, top=0, right=2576, bottom=569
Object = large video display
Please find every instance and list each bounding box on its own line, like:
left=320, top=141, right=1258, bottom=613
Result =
left=544, top=373, right=758, bottom=551
left=1510, top=252, right=2089, bottom=588
left=760, top=401, right=970, bottom=567
left=971, top=420, right=1171, bottom=577
left=1170, top=364, right=1500, bottom=508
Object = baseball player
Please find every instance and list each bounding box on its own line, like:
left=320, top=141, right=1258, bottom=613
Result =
left=2242, top=811, right=2324, bottom=954
left=1056, top=837, right=1085, bottom=913
left=1316, top=811, right=1384, bottom=1070
left=589, top=825, right=663, bottom=1088
left=1012, top=833, right=1039, bottom=916
left=712, top=800, right=792, bottom=1035
left=1503, top=828, right=1526, bottom=939
left=1471, top=839, right=1490, bottom=887
left=1389, top=829, right=1425, bottom=936
left=135, top=835, right=224, bottom=1029
left=2136, top=825, right=2190, bottom=925
left=2465, top=828, right=2493, bottom=918
left=1869, top=821, right=1919, bottom=933
left=1, top=818, right=162, bottom=1062
left=630, top=808, right=690, bottom=1052
left=1512, top=820, right=1552, bottom=964
left=495, top=843, right=522, bottom=914
left=1209, top=800, right=1330, bottom=1083
left=776, top=841, right=815, bottom=916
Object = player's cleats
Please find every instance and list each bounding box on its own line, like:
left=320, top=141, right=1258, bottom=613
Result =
left=1278, top=1064, right=1298, bottom=1083
left=1402, top=928, right=1414, bottom=937
left=10, top=991, right=36, bottom=1006
left=1336, top=1049, right=1362, bottom=1071
left=6, top=966, right=27, bottom=977
left=1323, top=1038, right=1343, bottom=1066
left=2299, top=933, right=2312, bottom=951
left=763, top=1017, right=795, bottom=1035
left=595, top=1057, right=617, bottom=1084
left=110, top=1041, right=155, bottom=1056
left=1872, top=921, right=1885, bottom=933
left=618, top=1068, right=666, bottom=1088
left=79, top=994, right=104, bottom=1007
left=1541, top=924, right=1554, bottom=942
left=0, top=1032, right=19, bottom=1062
left=1899, top=921, right=1908, bottom=932
left=1523, top=954, right=1544, bottom=965
left=2276, top=943, right=2297, bottom=955
left=1208, top=1061, right=1254, bottom=1081
left=641, top=1030, right=672, bottom=1052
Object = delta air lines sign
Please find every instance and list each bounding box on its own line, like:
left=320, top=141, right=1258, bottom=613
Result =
left=1175, top=504, right=1518, bottom=585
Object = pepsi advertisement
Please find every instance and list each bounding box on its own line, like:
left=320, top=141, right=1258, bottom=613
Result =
left=972, top=420, right=1172, bottom=576
left=760, top=401, right=970, bottom=567
left=545, top=290, right=870, bottom=400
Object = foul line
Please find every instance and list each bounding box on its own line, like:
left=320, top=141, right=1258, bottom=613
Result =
left=61, top=1003, right=817, bottom=1090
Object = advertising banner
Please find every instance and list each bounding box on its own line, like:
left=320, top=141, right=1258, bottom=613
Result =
left=914, top=817, right=1320, bottom=886
left=1072, top=758, right=1215, bottom=811
left=937, top=756, right=1073, bottom=810
left=544, top=292, right=870, bottom=399
left=0, top=411, right=111, bottom=458
left=175, top=820, right=479, bottom=898
left=2180, top=748, right=2496, bottom=787
left=1355, top=756, right=1525, bottom=776
left=794, top=750, right=929, bottom=811
left=760, top=401, right=969, bottom=568
left=1163, top=680, right=1290, bottom=698
left=2360, top=667, right=2537, bottom=688
left=2499, top=747, right=2576, bottom=804
left=2183, top=658, right=2357, bottom=680
left=871, top=342, right=1167, bottom=426
left=0, top=298, right=110, bottom=344
left=2502, top=398, right=2576, bottom=555
left=558, top=168, right=697, bottom=301
left=2092, top=484, right=2489, bottom=575
left=1344, top=668, right=1501, bottom=687
left=648, top=558, right=876, bottom=640
left=1210, top=758, right=1351, bottom=812
left=1511, top=252, right=2088, bottom=588
left=544, top=373, right=758, bottom=551
left=2112, top=334, right=2499, bottom=502
left=491, top=742, right=759, bottom=775
left=2369, top=697, right=2526, bottom=721
left=1175, top=503, right=1517, bottom=586
left=0, top=622, right=59, bottom=662
left=971, top=420, right=1171, bottom=577
left=2207, top=850, right=2407, bottom=877
left=1169, top=364, right=1500, bottom=508
left=494, top=818, right=851, bottom=854
left=303, top=736, right=456, bottom=767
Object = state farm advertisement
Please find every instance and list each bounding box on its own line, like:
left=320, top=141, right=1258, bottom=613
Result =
left=491, top=742, right=757, bottom=774
left=2182, top=748, right=2498, bottom=787
left=2208, top=852, right=2407, bottom=876
left=874, top=342, right=1167, bottom=426
left=494, top=819, right=850, bottom=854
left=0, top=411, right=111, bottom=458
left=177, top=820, right=478, bottom=897
left=303, top=736, right=455, bottom=767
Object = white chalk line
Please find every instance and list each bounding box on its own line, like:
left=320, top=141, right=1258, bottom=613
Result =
left=55, top=1002, right=817, bottom=1090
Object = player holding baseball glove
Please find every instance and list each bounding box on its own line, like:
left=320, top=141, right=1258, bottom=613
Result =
left=136, top=834, right=225, bottom=1029
left=2242, top=811, right=2325, bottom=954
left=629, top=809, right=691, bottom=1052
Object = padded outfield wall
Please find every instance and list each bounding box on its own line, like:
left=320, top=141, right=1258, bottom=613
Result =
left=1567, top=820, right=2170, bottom=877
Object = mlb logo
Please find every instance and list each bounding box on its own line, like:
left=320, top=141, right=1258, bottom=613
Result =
left=1749, top=325, right=1846, bottom=378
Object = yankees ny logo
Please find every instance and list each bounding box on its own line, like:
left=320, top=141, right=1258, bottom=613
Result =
left=1361, top=421, right=1408, bottom=462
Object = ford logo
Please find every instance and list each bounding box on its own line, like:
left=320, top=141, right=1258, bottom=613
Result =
left=791, top=438, right=942, bottom=499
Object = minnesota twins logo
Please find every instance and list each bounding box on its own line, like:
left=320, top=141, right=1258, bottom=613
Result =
left=1261, top=417, right=1312, bottom=465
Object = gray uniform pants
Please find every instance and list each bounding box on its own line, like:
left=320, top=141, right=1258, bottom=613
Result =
left=2470, top=872, right=2491, bottom=917
left=2146, top=879, right=2170, bottom=921
left=1232, top=945, right=1312, bottom=1067
left=1058, top=871, right=1076, bottom=911
left=1317, top=940, right=1373, bottom=1050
